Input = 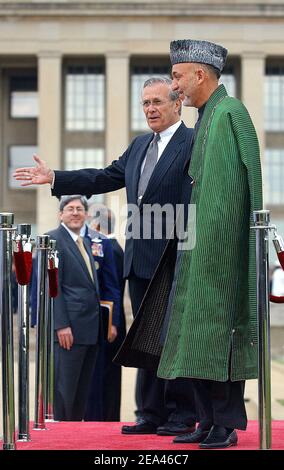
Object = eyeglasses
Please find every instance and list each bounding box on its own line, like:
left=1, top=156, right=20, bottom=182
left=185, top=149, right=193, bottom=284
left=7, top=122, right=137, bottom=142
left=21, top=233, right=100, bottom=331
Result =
left=141, top=99, right=170, bottom=108
left=63, top=207, right=85, bottom=214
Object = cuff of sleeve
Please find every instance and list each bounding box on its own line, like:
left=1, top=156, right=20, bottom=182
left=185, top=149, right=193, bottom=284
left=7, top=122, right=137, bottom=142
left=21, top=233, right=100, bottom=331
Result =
left=51, top=172, right=55, bottom=189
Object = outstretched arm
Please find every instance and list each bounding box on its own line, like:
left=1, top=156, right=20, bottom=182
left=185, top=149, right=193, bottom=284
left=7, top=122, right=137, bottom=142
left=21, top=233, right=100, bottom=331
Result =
left=13, top=136, right=137, bottom=196
left=13, top=154, right=54, bottom=186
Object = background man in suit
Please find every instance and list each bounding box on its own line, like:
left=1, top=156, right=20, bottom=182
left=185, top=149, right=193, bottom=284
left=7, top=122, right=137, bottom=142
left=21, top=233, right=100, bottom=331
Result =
left=87, top=205, right=127, bottom=421
left=48, top=195, right=101, bottom=421
left=14, top=77, right=196, bottom=435
left=82, top=218, right=122, bottom=421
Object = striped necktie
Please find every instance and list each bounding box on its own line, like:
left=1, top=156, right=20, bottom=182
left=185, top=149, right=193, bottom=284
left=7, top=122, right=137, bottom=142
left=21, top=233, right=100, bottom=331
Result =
left=137, top=133, right=160, bottom=205
left=76, top=236, right=94, bottom=283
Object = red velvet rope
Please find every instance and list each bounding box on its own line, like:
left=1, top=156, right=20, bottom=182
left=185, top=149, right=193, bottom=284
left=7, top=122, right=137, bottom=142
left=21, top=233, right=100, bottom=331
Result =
left=48, top=267, right=58, bottom=298
left=270, top=294, right=284, bottom=304
left=13, top=251, right=33, bottom=286
left=278, top=251, right=284, bottom=270
left=270, top=250, right=284, bottom=303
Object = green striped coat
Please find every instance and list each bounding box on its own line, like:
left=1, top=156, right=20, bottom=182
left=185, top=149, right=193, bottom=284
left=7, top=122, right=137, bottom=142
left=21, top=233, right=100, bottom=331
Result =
left=157, top=84, right=263, bottom=382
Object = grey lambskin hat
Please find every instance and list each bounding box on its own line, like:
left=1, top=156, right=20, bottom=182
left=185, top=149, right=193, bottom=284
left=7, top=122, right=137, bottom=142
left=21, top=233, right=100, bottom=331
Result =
left=170, top=39, right=228, bottom=72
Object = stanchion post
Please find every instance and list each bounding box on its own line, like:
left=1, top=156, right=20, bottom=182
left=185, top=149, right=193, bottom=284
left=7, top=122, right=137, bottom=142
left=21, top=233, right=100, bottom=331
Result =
left=45, top=239, right=57, bottom=421
left=0, top=213, right=16, bottom=450
left=34, top=234, right=49, bottom=430
left=253, top=210, right=272, bottom=450
left=16, top=223, right=32, bottom=441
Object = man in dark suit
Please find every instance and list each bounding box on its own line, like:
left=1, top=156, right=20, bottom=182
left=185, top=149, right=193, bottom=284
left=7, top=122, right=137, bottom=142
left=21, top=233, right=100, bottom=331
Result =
left=14, top=77, right=196, bottom=435
left=47, top=195, right=101, bottom=421
left=83, top=222, right=122, bottom=421
left=87, top=206, right=127, bottom=421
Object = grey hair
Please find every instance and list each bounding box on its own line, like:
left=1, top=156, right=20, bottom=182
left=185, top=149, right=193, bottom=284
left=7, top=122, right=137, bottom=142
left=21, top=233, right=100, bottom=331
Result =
left=143, top=76, right=180, bottom=102
left=59, top=195, right=88, bottom=212
left=199, top=63, right=221, bottom=80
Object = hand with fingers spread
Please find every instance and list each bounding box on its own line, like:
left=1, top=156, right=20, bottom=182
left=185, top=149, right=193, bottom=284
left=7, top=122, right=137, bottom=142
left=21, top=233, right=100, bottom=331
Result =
left=13, top=154, right=55, bottom=186
left=57, top=326, right=74, bottom=350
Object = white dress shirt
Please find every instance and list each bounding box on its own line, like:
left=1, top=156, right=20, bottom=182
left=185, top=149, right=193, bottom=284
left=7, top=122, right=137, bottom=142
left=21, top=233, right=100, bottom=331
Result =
left=61, top=222, right=80, bottom=243
left=140, top=120, right=182, bottom=174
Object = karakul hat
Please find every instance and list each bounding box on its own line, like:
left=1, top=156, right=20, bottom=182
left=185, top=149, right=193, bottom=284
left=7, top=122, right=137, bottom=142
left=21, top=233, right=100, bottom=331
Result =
left=170, top=39, right=228, bottom=72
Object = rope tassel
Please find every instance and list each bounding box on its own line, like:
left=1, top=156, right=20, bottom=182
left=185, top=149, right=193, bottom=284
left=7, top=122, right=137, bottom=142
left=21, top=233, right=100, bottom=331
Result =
left=13, top=239, right=33, bottom=286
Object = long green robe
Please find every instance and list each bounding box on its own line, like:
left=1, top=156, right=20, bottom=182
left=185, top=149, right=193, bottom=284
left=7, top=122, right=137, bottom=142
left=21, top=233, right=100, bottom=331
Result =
left=158, top=84, right=263, bottom=382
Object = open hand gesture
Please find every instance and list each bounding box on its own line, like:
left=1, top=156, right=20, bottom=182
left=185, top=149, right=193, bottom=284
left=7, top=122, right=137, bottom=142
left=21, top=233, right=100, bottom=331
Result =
left=13, top=154, right=54, bottom=186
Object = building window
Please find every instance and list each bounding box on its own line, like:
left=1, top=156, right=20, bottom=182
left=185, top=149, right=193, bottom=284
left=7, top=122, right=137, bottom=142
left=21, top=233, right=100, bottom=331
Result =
left=10, top=75, right=38, bottom=118
left=265, top=65, right=284, bottom=131
left=220, top=74, right=236, bottom=98
left=265, top=148, right=284, bottom=205
left=9, top=145, right=38, bottom=189
left=219, top=64, right=236, bottom=97
left=65, top=148, right=104, bottom=170
left=131, top=64, right=170, bottom=131
left=65, top=65, right=105, bottom=131
left=65, top=148, right=105, bottom=203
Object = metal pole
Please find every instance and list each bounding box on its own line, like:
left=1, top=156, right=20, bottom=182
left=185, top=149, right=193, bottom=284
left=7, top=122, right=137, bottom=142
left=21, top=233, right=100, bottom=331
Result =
left=45, top=239, right=57, bottom=421
left=45, top=297, right=55, bottom=421
left=17, top=223, right=31, bottom=441
left=34, top=235, right=49, bottom=430
left=0, top=213, right=16, bottom=450
left=253, top=210, right=272, bottom=450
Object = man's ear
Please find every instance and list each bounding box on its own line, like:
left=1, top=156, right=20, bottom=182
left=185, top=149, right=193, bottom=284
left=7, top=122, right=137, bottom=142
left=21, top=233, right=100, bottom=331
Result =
left=195, top=67, right=207, bottom=84
left=175, top=98, right=182, bottom=113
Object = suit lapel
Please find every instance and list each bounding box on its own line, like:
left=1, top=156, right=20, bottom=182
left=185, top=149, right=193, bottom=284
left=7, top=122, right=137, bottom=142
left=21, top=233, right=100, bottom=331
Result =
left=59, top=225, right=95, bottom=288
left=141, top=123, right=187, bottom=203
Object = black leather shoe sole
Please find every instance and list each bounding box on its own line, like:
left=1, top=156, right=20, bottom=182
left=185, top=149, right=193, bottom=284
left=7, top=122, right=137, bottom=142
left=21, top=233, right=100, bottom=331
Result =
left=173, top=429, right=209, bottom=443
left=199, top=430, right=238, bottom=449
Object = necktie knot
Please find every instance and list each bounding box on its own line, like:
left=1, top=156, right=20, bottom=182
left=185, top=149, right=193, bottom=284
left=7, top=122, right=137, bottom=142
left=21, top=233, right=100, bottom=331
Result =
left=152, top=133, right=160, bottom=145
left=77, top=236, right=83, bottom=246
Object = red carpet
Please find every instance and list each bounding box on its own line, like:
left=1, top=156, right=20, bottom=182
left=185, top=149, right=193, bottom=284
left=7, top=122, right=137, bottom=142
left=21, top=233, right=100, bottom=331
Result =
left=3, top=420, right=283, bottom=450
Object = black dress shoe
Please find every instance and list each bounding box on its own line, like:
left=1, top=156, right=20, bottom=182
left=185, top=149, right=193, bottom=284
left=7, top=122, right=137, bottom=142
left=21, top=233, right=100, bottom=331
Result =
left=157, top=422, right=196, bottom=436
left=199, top=425, right=238, bottom=449
left=121, top=419, right=157, bottom=435
left=173, top=427, right=210, bottom=443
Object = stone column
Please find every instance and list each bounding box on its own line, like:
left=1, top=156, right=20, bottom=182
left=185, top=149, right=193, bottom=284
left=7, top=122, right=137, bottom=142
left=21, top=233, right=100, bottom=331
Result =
left=241, top=52, right=266, bottom=159
left=105, top=52, right=129, bottom=244
left=37, top=52, right=62, bottom=233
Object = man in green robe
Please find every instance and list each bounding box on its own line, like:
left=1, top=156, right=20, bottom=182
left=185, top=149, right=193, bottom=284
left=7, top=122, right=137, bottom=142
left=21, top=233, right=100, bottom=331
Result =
left=157, top=39, right=263, bottom=448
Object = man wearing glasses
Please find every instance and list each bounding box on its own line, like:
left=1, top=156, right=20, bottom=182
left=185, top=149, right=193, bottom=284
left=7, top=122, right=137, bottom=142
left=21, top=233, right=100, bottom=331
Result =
left=14, top=77, right=196, bottom=436
left=47, top=195, right=101, bottom=421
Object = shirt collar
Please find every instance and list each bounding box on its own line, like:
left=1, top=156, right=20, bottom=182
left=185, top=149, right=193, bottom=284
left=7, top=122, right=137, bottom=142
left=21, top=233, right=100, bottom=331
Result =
left=197, top=103, right=207, bottom=120
left=61, top=222, right=80, bottom=242
left=80, top=224, right=88, bottom=238
left=158, top=120, right=181, bottom=141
